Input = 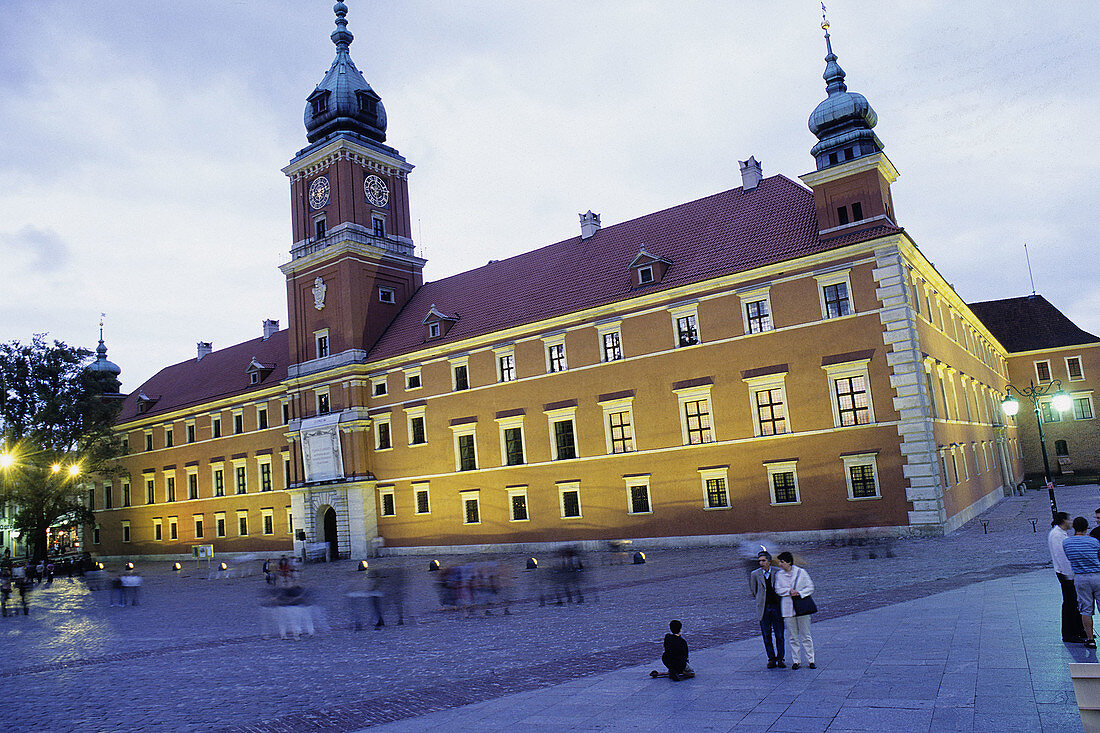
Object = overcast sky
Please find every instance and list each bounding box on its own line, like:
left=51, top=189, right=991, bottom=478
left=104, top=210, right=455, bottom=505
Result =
left=1, top=1, right=1096, bottom=391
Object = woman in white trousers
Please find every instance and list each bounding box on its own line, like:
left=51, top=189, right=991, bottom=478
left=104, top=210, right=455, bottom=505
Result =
left=773, top=551, right=816, bottom=669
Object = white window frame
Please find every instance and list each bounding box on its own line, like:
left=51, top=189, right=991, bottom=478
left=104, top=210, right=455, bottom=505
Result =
left=638, top=265, right=654, bottom=284
left=257, top=406, right=268, bottom=431
left=674, top=384, right=715, bottom=445
left=377, top=486, right=396, bottom=517
left=739, top=286, right=773, bottom=334
left=193, top=514, right=204, bottom=539
left=495, top=345, right=516, bottom=382
left=543, top=334, right=567, bottom=373
left=286, top=507, right=294, bottom=535
left=766, top=461, right=801, bottom=506
left=596, top=321, right=623, bottom=362
left=372, top=212, right=386, bottom=238
left=1072, top=393, right=1095, bottom=421
left=670, top=303, right=701, bottom=348
left=237, top=510, right=249, bottom=537
left=186, top=420, right=196, bottom=444
left=450, top=356, right=470, bottom=391
left=153, top=517, right=163, bottom=541
left=413, top=482, right=431, bottom=515
left=164, top=470, right=177, bottom=502
left=599, top=396, right=636, bottom=455
left=233, top=459, right=248, bottom=495
left=822, top=358, right=875, bottom=427
left=261, top=507, right=275, bottom=535
left=1034, top=359, right=1052, bottom=383
left=405, top=367, right=422, bottom=391
left=557, top=481, right=582, bottom=519
left=257, top=456, right=273, bottom=492
left=451, top=423, right=479, bottom=472
left=232, top=409, right=245, bottom=434
left=144, top=429, right=153, bottom=451
left=497, top=415, right=527, bottom=466
left=743, top=371, right=789, bottom=437
left=121, top=520, right=131, bottom=543
left=507, top=486, right=530, bottom=522
left=374, top=413, right=393, bottom=451
left=624, top=475, right=653, bottom=516
left=545, top=405, right=579, bottom=460
left=92, top=523, right=101, bottom=544
left=314, top=328, right=330, bottom=360
left=815, top=269, right=854, bottom=319
left=699, top=466, right=731, bottom=510
left=406, top=405, right=427, bottom=446
left=842, top=453, right=881, bottom=501
left=378, top=286, right=396, bottom=304
left=168, top=516, right=179, bottom=540
left=460, top=490, right=481, bottom=525
left=1066, top=356, right=1085, bottom=382
left=371, top=376, right=388, bottom=396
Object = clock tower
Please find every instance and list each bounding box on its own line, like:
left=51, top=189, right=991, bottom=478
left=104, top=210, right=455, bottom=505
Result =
left=280, top=1, right=425, bottom=373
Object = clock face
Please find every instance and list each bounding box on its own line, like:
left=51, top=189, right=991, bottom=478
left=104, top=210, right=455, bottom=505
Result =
left=364, top=174, right=390, bottom=207
left=308, top=176, right=330, bottom=210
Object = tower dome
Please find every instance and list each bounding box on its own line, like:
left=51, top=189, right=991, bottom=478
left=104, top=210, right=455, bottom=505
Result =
left=303, top=1, right=388, bottom=144
left=807, top=20, right=883, bottom=171
left=85, top=321, right=122, bottom=396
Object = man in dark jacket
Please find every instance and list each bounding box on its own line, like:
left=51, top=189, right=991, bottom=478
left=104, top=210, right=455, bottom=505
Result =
left=662, top=619, right=694, bottom=680
left=749, top=550, right=786, bottom=668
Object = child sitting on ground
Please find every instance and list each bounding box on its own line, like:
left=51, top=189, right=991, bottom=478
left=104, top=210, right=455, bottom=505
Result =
left=662, top=619, right=695, bottom=680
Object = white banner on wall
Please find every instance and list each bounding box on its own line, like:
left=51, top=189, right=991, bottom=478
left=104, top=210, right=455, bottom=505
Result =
left=300, top=413, right=345, bottom=483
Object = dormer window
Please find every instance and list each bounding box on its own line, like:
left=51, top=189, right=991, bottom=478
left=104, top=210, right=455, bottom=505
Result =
left=428, top=323, right=440, bottom=339
left=309, top=90, right=330, bottom=116
left=246, top=357, right=274, bottom=386
left=136, top=391, right=159, bottom=414
left=422, top=304, right=458, bottom=341
left=638, top=266, right=654, bottom=284
left=356, top=90, right=378, bottom=117
left=628, top=246, right=671, bottom=288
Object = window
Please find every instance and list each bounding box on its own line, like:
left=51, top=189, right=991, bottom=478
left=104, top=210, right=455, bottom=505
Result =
left=371, top=377, right=388, bottom=396
left=186, top=422, right=196, bottom=443
left=262, top=508, right=274, bottom=535
left=153, top=518, right=163, bottom=541
left=544, top=336, right=567, bottom=373
left=755, top=388, right=787, bottom=435
left=187, top=471, right=198, bottom=500
left=1041, top=401, right=1063, bottom=423
left=212, top=416, right=222, bottom=438
left=454, top=429, right=478, bottom=472
left=508, top=487, right=529, bottom=522
left=638, top=266, right=654, bottom=284
left=258, top=407, right=268, bottom=430
left=496, top=348, right=516, bottom=382
left=675, top=314, right=699, bottom=347
left=1035, top=360, right=1052, bottom=383
left=1056, top=440, right=1069, bottom=457
left=283, top=453, right=291, bottom=487
left=144, top=431, right=153, bottom=451
left=824, top=358, right=875, bottom=427
left=545, top=405, right=578, bottom=461
left=597, top=322, right=623, bottom=362
left=461, top=491, right=480, bottom=525
left=816, top=270, right=853, bottom=319
left=375, top=416, right=392, bottom=450
left=121, top=480, right=131, bottom=507
left=121, top=520, right=131, bottom=543
left=452, top=362, right=470, bottom=391
left=836, top=205, right=849, bottom=225
left=414, top=483, right=431, bottom=515
left=1067, top=356, right=1084, bottom=381
left=683, top=399, right=713, bottom=445
left=766, top=461, right=800, bottom=505
left=213, top=467, right=225, bottom=497
left=93, top=525, right=100, bottom=545
left=625, top=477, right=652, bottom=515
left=406, top=369, right=422, bottom=390
left=372, top=214, right=386, bottom=238
left=259, top=460, right=272, bottom=492
left=1074, top=396, right=1094, bottom=420
left=169, top=517, right=178, bottom=540
left=237, top=511, right=248, bottom=536
left=146, top=478, right=156, bottom=504
left=317, top=390, right=330, bottom=415
left=739, top=287, right=773, bottom=335
left=427, top=322, right=440, bottom=339
left=558, top=482, right=582, bottom=518
left=842, top=454, right=881, bottom=500
left=87, top=487, right=95, bottom=511
left=216, top=513, right=226, bottom=537
left=166, top=475, right=176, bottom=502
left=851, top=202, right=863, bottom=221
left=235, top=464, right=247, bottom=494
left=287, top=508, right=294, bottom=535
left=407, top=407, right=427, bottom=445
left=314, top=216, right=326, bottom=239
left=700, top=467, right=730, bottom=509
left=378, top=487, right=396, bottom=517
left=165, top=427, right=174, bottom=448
left=282, top=401, right=290, bottom=424
left=498, top=418, right=526, bottom=466
left=104, top=482, right=113, bottom=509
left=315, top=330, right=330, bottom=359
left=233, top=411, right=244, bottom=434
left=378, top=287, right=395, bottom=304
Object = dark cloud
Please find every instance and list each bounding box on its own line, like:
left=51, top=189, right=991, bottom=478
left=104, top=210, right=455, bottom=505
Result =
left=0, top=226, right=71, bottom=273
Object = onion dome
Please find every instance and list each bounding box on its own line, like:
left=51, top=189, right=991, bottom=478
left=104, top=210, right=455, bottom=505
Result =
left=85, top=321, right=122, bottom=395
left=807, top=20, right=883, bottom=171
left=304, top=2, right=388, bottom=144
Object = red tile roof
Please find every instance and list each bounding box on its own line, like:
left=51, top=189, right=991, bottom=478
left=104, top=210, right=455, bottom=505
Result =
left=116, top=330, right=289, bottom=423
left=968, top=295, right=1100, bottom=353
left=368, top=175, right=900, bottom=360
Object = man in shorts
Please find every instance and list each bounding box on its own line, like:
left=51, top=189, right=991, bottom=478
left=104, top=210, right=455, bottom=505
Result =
left=1064, top=516, right=1100, bottom=648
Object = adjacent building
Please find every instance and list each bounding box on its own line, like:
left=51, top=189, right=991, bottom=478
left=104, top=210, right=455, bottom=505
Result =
left=89, top=6, right=1038, bottom=560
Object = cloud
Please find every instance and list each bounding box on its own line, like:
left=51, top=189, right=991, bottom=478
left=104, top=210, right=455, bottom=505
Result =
left=0, top=226, right=70, bottom=273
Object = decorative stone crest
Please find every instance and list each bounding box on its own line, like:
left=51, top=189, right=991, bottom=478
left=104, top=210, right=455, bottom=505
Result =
left=312, top=276, right=327, bottom=310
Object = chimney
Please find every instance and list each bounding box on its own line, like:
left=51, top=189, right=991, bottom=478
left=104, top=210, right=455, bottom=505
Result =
left=197, top=342, right=212, bottom=360
left=262, top=319, right=279, bottom=340
left=579, top=210, right=601, bottom=240
left=739, top=156, right=762, bottom=191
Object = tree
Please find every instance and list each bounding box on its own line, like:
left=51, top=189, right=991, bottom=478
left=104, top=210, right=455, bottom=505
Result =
left=0, top=335, right=122, bottom=560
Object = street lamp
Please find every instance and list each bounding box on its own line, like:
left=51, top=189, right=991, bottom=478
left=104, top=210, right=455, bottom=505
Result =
left=1002, top=379, right=1073, bottom=516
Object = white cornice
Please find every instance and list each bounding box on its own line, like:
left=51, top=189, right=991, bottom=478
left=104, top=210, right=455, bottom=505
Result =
left=799, top=152, right=899, bottom=188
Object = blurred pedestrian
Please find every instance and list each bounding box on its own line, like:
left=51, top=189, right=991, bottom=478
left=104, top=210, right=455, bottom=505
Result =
left=1051, top=512, right=1088, bottom=643
left=773, top=551, right=816, bottom=669
left=110, top=573, right=125, bottom=607
left=121, top=570, right=142, bottom=606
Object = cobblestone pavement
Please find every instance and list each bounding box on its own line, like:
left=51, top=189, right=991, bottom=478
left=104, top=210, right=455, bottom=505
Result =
left=0, top=485, right=1095, bottom=732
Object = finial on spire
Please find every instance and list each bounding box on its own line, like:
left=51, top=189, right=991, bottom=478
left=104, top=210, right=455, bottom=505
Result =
left=331, top=1, right=353, bottom=51
left=821, top=2, right=829, bottom=30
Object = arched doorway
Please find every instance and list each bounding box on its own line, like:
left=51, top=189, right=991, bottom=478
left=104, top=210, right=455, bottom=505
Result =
left=323, top=506, right=338, bottom=560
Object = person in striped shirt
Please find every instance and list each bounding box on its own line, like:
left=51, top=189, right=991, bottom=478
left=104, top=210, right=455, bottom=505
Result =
left=1064, top=516, right=1100, bottom=649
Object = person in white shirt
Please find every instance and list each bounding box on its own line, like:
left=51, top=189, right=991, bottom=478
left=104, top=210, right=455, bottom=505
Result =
left=773, top=551, right=816, bottom=669
left=1050, top=511, right=1087, bottom=643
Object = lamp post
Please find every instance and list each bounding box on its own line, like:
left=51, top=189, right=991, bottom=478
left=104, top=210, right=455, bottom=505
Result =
left=1001, top=379, right=1073, bottom=516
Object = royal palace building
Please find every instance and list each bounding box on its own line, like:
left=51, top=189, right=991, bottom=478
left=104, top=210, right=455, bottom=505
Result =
left=87, top=5, right=1057, bottom=561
